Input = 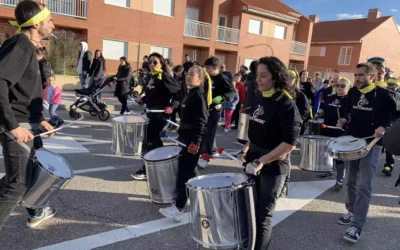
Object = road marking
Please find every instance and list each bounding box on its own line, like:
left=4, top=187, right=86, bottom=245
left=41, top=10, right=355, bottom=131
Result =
left=35, top=180, right=334, bottom=249
left=74, top=166, right=116, bottom=174
left=80, top=141, right=112, bottom=145
left=57, top=132, right=93, bottom=138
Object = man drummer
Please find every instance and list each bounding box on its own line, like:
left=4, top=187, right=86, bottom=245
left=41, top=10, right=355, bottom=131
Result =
left=337, top=62, right=400, bottom=243
left=0, top=1, right=56, bottom=230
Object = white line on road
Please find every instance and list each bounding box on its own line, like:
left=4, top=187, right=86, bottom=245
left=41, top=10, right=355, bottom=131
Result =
left=74, top=166, right=116, bottom=174
left=57, top=132, right=92, bottom=138
left=35, top=180, right=334, bottom=249
left=80, top=141, right=112, bottom=145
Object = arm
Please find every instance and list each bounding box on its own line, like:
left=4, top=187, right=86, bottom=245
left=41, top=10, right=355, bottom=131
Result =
left=191, top=93, right=209, bottom=145
left=297, top=91, right=311, bottom=121
left=84, top=51, right=92, bottom=72
left=117, top=67, right=132, bottom=82
left=162, top=72, right=180, bottom=95
left=221, top=74, right=236, bottom=101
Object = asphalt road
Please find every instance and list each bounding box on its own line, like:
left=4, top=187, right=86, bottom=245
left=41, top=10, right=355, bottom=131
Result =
left=0, top=108, right=399, bottom=250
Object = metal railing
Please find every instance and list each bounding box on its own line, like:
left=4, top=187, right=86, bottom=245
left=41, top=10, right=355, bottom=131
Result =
left=42, top=0, right=88, bottom=19
left=291, top=41, right=307, bottom=56
left=216, top=26, right=240, bottom=45
left=184, top=19, right=211, bottom=40
left=0, top=0, right=18, bottom=6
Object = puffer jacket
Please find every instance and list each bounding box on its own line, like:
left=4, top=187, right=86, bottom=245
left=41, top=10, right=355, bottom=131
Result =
left=114, top=64, right=132, bottom=97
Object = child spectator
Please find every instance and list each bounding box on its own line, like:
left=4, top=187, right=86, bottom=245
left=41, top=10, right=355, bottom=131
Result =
left=43, top=75, right=64, bottom=127
left=222, top=89, right=239, bottom=132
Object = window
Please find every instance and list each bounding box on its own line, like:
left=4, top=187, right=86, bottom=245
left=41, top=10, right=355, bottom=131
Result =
left=215, top=54, right=226, bottom=65
left=248, top=19, right=262, bottom=35
left=310, top=46, right=326, bottom=57
left=320, top=47, right=326, bottom=56
left=244, top=59, right=256, bottom=69
left=47, top=0, right=74, bottom=15
left=218, top=15, right=228, bottom=27
left=102, top=39, right=128, bottom=60
left=104, top=0, right=129, bottom=8
left=274, top=25, right=287, bottom=40
left=153, top=0, right=174, bottom=17
left=338, top=47, right=352, bottom=65
left=151, top=46, right=171, bottom=59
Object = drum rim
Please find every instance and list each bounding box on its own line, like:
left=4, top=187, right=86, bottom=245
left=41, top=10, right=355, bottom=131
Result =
left=327, top=136, right=367, bottom=151
left=186, top=173, right=250, bottom=190
left=143, top=145, right=181, bottom=162
left=112, top=114, right=149, bottom=124
left=34, top=148, right=74, bottom=180
left=308, top=119, right=323, bottom=124
left=301, top=135, right=333, bottom=140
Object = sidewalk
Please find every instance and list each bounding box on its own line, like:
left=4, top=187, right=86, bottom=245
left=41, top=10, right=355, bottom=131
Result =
left=59, top=91, right=142, bottom=112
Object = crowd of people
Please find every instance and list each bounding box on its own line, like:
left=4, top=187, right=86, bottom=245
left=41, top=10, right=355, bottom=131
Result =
left=0, top=2, right=400, bottom=250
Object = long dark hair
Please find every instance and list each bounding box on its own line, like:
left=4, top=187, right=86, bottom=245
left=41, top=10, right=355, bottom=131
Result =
left=95, top=49, right=106, bottom=70
left=148, top=52, right=168, bottom=72
left=119, top=56, right=130, bottom=67
left=299, top=70, right=309, bottom=82
left=258, top=56, right=295, bottom=98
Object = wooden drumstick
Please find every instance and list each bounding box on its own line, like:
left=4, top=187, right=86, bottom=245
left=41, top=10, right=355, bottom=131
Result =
left=364, top=137, right=381, bottom=152
left=336, top=107, right=341, bottom=120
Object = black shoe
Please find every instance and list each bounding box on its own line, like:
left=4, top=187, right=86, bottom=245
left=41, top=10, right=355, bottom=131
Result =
left=337, top=212, right=354, bottom=225
left=56, top=119, right=64, bottom=128
left=319, top=172, right=334, bottom=179
left=280, top=184, right=288, bottom=198
left=382, top=165, right=393, bottom=177
left=343, top=227, right=361, bottom=243
left=131, top=168, right=147, bottom=180
left=26, top=207, right=56, bottom=228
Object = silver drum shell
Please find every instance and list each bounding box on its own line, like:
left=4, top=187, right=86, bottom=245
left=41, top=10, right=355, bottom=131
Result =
left=237, top=113, right=249, bottom=141
left=299, top=135, right=334, bottom=172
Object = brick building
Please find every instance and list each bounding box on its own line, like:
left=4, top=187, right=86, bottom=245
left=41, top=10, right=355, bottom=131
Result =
left=0, top=0, right=313, bottom=74
left=308, top=8, right=400, bottom=75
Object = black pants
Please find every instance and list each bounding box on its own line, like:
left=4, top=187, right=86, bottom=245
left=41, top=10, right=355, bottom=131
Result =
left=0, top=132, right=44, bottom=230
left=386, top=151, right=395, bottom=166
left=171, top=106, right=180, bottom=123
left=231, top=104, right=240, bottom=128
left=200, top=109, right=221, bottom=155
left=175, top=149, right=200, bottom=210
left=117, top=95, right=130, bottom=114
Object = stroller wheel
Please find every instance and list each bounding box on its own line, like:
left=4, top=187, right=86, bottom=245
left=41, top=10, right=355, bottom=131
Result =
left=132, top=91, right=139, bottom=97
left=98, top=110, right=110, bottom=121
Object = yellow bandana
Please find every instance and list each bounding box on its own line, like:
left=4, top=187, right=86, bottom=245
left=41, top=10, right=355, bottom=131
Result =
left=375, top=81, right=387, bottom=88
left=9, top=7, right=51, bottom=34
left=262, top=88, right=276, bottom=98
left=204, top=71, right=213, bottom=106
left=388, top=78, right=400, bottom=85
left=151, top=67, right=163, bottom=80
left=359, top=83, right=375, bottom=94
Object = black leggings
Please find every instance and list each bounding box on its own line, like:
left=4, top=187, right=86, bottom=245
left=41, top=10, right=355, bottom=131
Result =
left=117, top=95, right=130, bottom=114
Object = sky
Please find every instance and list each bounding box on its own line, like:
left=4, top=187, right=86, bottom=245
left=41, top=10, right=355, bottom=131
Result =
left=282, top=0, right=400, bottom=27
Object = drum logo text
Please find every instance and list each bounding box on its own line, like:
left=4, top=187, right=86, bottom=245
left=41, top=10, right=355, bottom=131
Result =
left=198, top=213, right=212, bottom=220
left=201, top=220, right=210, bottom=229
left=48, top=165, right=56, bottom=173
left=354, top=95, right=373, bottom=111
left=250, top=105, right=265, bottom=124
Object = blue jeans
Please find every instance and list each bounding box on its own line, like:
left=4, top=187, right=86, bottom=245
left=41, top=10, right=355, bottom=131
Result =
left=49, top=104, right=60, bottom=124
left=79, top=73, right=87, bottom=88
left=345, top=145, right=381, bottom=231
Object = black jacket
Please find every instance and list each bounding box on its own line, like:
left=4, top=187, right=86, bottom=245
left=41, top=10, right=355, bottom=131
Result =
left=300, top=81, right=315, bottom=106
left=210, top=73, right=236, bottom=109
left=143, top=71, right=181, bottom=110
left=320, top=94, right=349, bottom=137
left=89, top=58, right=105, bottom=78
left=178, top=86, right=209, bottom=146
left=38, top=59, right=53, bottom=89
left=183, top=61, right=194, bottom=72
left=294, top=88, right=311, bottom=121
left=244, top=72, right=260, bottom=112
left=78, top=50, right=92, bottom=73
left=114, top=64, right=132, bottom=97
left=175, top=72, right=188, bottom=104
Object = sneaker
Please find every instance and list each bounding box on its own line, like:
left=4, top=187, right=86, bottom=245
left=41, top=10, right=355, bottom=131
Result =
left=159, top=204, right=183, bottom=222
left=319, top=172, right=334, bottom=179
left=212, top=152, right=220, bottom=157
left=197, top=159, right=209, bottom=169
left=126, top=111, right=132, bottom=115
left=382, top=165, right=393, bottom=177
left=26, top=207, right=56, bottom=228
left=343, top=227, right=361, bottom=243
left=337, top=212, right=354, bottom=225
left=333, top=179, right=344, bottom=191
left=224, top=128, right=230, bottom=132
left=280, top=183, right=288, bottom=198
left=131, top=168, right=147, bottom=180
left=56, top=119, right=64, bottom=128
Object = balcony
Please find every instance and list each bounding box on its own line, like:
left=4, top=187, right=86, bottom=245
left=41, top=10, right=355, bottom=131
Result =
left=0, top=0, right=88, bottom=19
left=216, top=26, right=239, bottom=45
left=184, top=19, right=211, bottom=40
left=291, top=41, right=307, bottom=56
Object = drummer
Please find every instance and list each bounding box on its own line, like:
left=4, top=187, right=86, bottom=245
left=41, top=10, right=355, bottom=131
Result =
left=240, top=57, right=302, bottom=249
left=314, top=77, right=350, bottom=189
left=159, top=65, right=208, bottom=220
left=337, top=62, right=400, bottom=243
left=132, top=52, right=181, bottom=180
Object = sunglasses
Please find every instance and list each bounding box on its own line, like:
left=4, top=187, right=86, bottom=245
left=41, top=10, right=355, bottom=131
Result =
left=388, top=83, right=398, bottom=87
left=335, top=84, right=346, bottom=88
left=149, top=60, right=159, bottom=65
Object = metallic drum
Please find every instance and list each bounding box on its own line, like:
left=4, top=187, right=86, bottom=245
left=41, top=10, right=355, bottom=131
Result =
left=237, top=113, right=249, bottom=142
left=299, top=135, right=334, bottom=172
left=111, top=115, right=148, bottom=156
left=187, top=173, right=254, bottom=249
left=143, top=146, right=181, bottom=204
left=308, top=119, right=323, bottom=135
left=21, top=149, right=74, bottom=209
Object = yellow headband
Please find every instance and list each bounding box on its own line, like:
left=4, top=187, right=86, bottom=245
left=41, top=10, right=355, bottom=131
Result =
left=339, top=77, right=350, bottom=85
left=287, top=69, right=298, bottom=78
left=9, top=7, right=51, bottom=34
left=388, top=78, right=400, bottom=85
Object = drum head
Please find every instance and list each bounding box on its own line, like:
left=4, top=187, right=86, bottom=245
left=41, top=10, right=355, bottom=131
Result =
left=35, top=149, right=73, bottom=179
left=143, top=146, right=181, bottom=162
left=113, top=115, right=147, bottom=123
left=328, top=136, right=366, bottom=151
left=187, top=173, right=248, bottom=189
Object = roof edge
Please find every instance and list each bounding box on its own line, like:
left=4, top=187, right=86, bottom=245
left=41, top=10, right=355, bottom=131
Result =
left=243, top=5, right=299, bottom=24
left=311, top=41, right=362, bottom=44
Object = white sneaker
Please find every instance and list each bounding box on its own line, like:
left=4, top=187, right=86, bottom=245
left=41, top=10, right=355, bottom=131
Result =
left=224, top=128, right=230, bottom=132
left=159, top=204, right=183, bottom=221
left=197, top=159, right=209, bottom=169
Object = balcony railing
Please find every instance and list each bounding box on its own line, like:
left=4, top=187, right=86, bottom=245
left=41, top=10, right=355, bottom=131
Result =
left=291, top=41, right=307, bottom=56
left=216, top=26, right=239, bottom=45
left=43, top=0, right=88, bottom=19
left=184, top=19, right=211, bottom=40
left=0, top=0, right=18, bottom=6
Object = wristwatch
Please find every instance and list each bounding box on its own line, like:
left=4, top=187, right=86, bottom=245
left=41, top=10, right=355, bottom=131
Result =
left=252, top=159, right=262, bottom=167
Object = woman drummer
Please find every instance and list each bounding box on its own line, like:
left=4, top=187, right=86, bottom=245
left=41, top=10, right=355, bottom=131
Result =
left=159, top=65, right=209, bottom=220
left=240, top=57, right=302, bottom=249
left=132, top=52, right=181, bottom=180
left=315, top=77, right=350, bottom=189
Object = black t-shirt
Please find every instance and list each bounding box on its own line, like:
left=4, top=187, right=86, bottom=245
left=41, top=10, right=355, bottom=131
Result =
left=300, top=81, right=315, bottom=105
left=0, top=34, right=44, bottom=131
left=210, top=73, right=236, bottom=108
left=320, top=94, right=349, bottom=137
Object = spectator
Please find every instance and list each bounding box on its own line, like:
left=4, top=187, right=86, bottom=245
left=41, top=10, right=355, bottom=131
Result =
left=43, top=75, right=63, bottom=127
left=183, top=54, right=194, bottom=72
left=223, top=89, right=239, bottom=132
left=231, top=73, right=246, bottom=129
left=171, top=65, right=187, bottom=123
left=142, top=55, right=150, bottom=70
left=314, top=72, right=324, bottom=90
left=313, top=79, right=331, bottom=114
left=76, top=41, right=92, bottom=89
left=36, top=47, right=53, bottom=89
left=114, top=57, right=133, bottom=115
left=244, top=60, right=259, bottom=111
left=220, top=64, right=233, bottom=82
left=165, top=58, right=174, bottom=77
left=299, top=70, right=316, bottom=107
left=239, top=65, right=249, bottom=82
left=88, top=49, right=106, bottom=100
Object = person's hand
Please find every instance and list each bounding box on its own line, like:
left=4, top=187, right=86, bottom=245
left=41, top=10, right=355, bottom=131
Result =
left=40, top=121, right=55, bottom=137
left=188, top=143, right=199, bottom=154
left=165, top=107, right=173, bottom=114
left=113, top=77, right=117, bottom=81
left=237, top=150, right=246, bottom=162
left=213, top=96, right=223, bottom=104
left=83, top=71, right=87, bottom=75
left=10, top=126, right=34, bottom=143
left=314, top=113, right=320, bottom=120
left=245, top=160, right=263, bottom=176
left=374, top=126, right=385, bottom=138
left=337, top=118, right=348, bottom=128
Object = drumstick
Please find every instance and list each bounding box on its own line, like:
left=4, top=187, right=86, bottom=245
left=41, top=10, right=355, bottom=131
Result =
left=321, top=124, right=344, bottom=131
left=165, top=119, right=180, bottom=128
left=364, top=137, right=381, bottom=152
left=145, top=108, right=164, bottom=113
left=349, top=136, right=375, bottom=143
left=35, top=115, right=84, bottom=137
left=162, top=135, right=186, bottom=147
left=0, top=126, right=31, bottom=153
left=217, top=147, right=244, bottom=165
left=316, top=95, right=323, bottom=114
left=336, top=107, right=341, bottom=120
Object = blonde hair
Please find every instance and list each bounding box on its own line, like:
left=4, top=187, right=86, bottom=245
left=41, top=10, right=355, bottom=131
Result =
left=47, top=75, right=56, bottom=81
left=190, top=65, right=205, bottom=85
left=339, top=77, right=350, bottom=86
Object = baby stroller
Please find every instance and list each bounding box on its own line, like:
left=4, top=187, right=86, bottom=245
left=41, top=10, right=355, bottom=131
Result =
left=69, top=77, right=113, bottom=121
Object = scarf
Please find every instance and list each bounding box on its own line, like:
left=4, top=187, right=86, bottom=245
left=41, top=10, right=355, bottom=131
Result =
left=9, top=7, right=51, bottom=34
left=359, top=83, right=375, bottom=94
left=375, top=81, right=387, bottom=88
left=76, top=42, right=88, bottom=74
left=204, top=71, right=213, bottom=106
left=261, top=89, right=293, bottom=100
left=152, top=67, right=163, bottom=80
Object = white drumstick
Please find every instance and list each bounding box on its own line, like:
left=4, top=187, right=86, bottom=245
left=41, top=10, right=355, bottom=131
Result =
left=0, top=126, right=31, bottom=153
left=321, top=124, right=344, bottom=131
left=217, top=147, right=243, bottom=165
left=35, top=115, right=84, bottom=137
left=145, top=108, right=164, bottom=113
left=165, top=119, right=180, bottom=128
left=164, top=136, right=186, bottom=147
